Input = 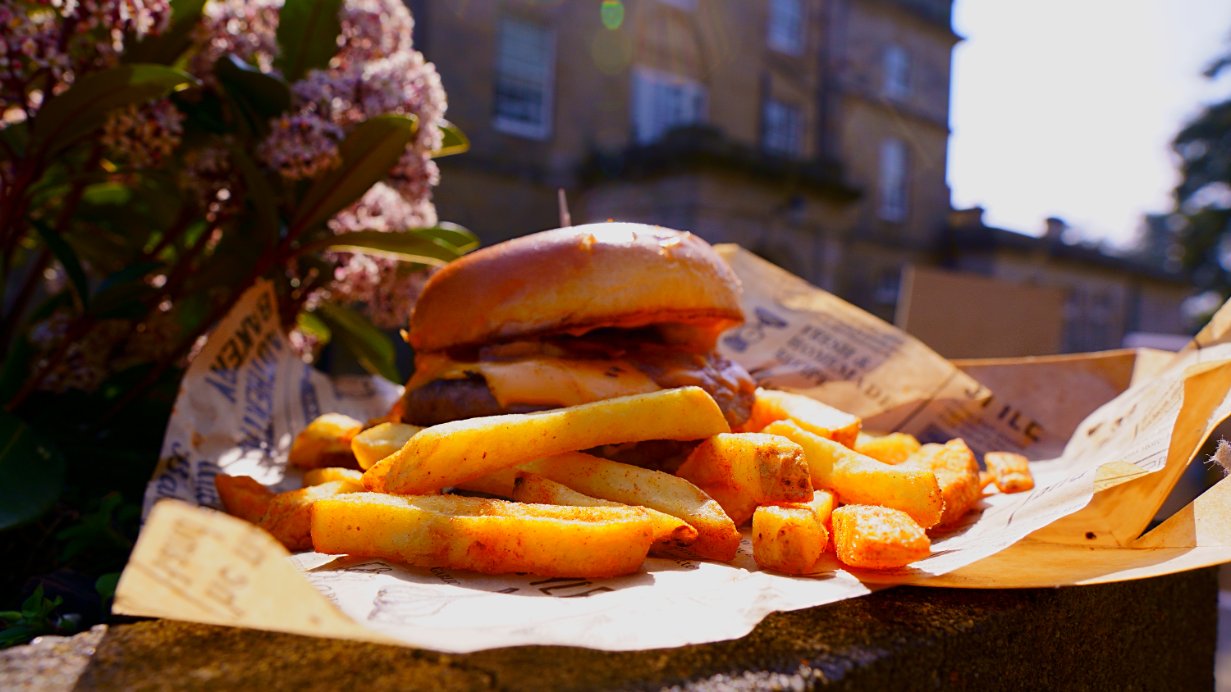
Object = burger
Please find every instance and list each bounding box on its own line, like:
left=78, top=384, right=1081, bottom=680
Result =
left=391, top=222, right=757, bottom=466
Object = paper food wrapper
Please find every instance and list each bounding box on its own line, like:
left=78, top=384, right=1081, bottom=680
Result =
left=115, top=246, right=1231, bottom=652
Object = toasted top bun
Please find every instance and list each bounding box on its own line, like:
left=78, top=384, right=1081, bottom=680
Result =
left=409, top=222, right=744, bottom=352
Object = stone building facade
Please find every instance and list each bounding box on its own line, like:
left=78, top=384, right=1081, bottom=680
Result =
left=408, top=0, right=1192, bottom=349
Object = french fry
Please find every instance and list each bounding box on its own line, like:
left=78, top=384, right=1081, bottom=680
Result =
left=260, top=480, right=359, bottom=551
left=310, top=492, right=655, bottom=578
left=854, top=432, right=921, bottom=465
left=379, top=386, right=730, bottom=496
left=302, top=467, right=364, bottom=490
left=831, top=504, right=930, bottom=569
left=351, top=422, right=422, bottom=470
left=979, top=470, right=996, bottom=491
left=453, top=466, right=520, bottom=498
left=673, top=433, right=813, bottom=526
left=984, top=451, right=1035, bottom=493
left=524, top=452, right=741, bottom=562
left=907, top=439, right=981, bottom=528
left=512, top=472, right=698, bottom=550
left=740, top=388, right=861, bottom=447
left=766, top=419, right=942, bottom=528
left=214, top=474, right=273, bottom=524
left=288, top=413, right=363, bottom=469
left=752, top=490, right=836, bottom=575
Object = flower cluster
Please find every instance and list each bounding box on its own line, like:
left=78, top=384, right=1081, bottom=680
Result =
left=190, top=0, right=282, bottom=78
left=1, top=1, right=171, bottom=120
left=101, top=98, right=185, bottom=168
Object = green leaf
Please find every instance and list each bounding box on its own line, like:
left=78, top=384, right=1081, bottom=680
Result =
left=30, top=219, right=90, bottom=310
left=433, top=120, right=470, bottom=158
left=313, top=303, right=400, bottom=382
left=215, top=55, right=292, bottom=137
left=415, top=222, right=479, bottom=254
left=299, top=229, right=469, bottom=266
left=275, top=0, right=343, bottom=82
left=290, top=115, right=418, bottom=234
left=31, top=65, right=198, bottom=157
left=0, top=334, right=32, bottom=404
left=0, top=414, right=66, bottom=531
left=123, top=0, right=207, bottom=65
left=95, top=573, right=121, bottom=605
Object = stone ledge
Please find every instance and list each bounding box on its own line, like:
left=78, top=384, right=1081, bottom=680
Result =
left=3, top=568, right=1217, bottom=690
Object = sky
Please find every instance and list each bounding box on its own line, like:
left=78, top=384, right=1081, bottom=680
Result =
left=947, top=0, right=1231, bottom=250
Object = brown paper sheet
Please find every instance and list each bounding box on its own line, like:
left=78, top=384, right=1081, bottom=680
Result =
left=114, top=246, right=1231, bottom=651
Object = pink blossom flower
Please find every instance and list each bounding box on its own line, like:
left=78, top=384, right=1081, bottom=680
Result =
left=259, top=112, right=343, bottom=180
left=190, top=0, right=281, bottom=78
left=102, top=98, right=184, bottom=168
left=28, top=312, right=130, bottom=393
left=334, top=0, right=415, bottom=67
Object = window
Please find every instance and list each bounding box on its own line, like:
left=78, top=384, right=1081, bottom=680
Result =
left=878, top=138, right=908, bottom=222
left=768, top=0, right=805, bottom=55
left=658, top=0, right=697, bottom=9
left=762, top=98, right=803, bottom=157
left=883, top=44, right=910, bottom=100
left=631, top=67, right=706, bottom=144
left=493, top=17, right=554, bottom=139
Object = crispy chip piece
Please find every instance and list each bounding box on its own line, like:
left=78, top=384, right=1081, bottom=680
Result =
left=512, top=472, right=698, bottom=550
left=766, top=420, right=942, bottom=528
left=979, top=470, right=996, bottom=491
left=310, top=492, right=655, bottom=578
left=831, top=504, right=930, bottom=569
left=260, top=480, right=359, bottom=551
left=984, top=451, right=1035, bottom=493
left=854, top=432, right=922, bottom=465
left=289, top=413, right=363, bottom=470
left=351, top=422, right=423, bottom=470
left=302, top=467, right=364, bottom=490
left=752, top=490, right=836, bottom=575
left=674, top=433, right=813, bottom=526
left=379, top=386, right=730, bottom=495
left=740, top=388, right=862, bottom=447
left=214, top=474, right=273, bottom=524
left=908, top=439, right=981, bottom=528
left=525, top=452, right=741, bottom=562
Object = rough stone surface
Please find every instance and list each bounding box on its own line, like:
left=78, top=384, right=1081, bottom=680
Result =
left=2, top=569, right=1218, bottom=690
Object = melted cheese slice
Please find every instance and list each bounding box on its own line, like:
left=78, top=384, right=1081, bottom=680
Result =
left=409, top=355, right=661, bottom=408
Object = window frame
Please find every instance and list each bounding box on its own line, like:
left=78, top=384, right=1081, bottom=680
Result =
left=761, top=97, right=804, bottom=157
left=878, top=137, right=909, bottom=222
left=882, top=43, right=911, bottom=100
left=492, top=16, right=556, bottom=140
left=630, top=66, right=708, bottom=145
left=767, top=0, right=805, bottom=55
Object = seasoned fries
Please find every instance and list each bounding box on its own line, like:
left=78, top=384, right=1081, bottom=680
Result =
left=525, top=452, right=741, bottom=562
left=674, top=433, right=813, bottom=526
left=259, top=480, right=359, bottom=551
left=907, top=439, right=981, bottom=528
left=379, top=386, right=730, bottom=495
left=310, top=492, right=655, bottom=578
left=766, top=420, right=942, bottom=528
left=831, top=504, right=930, bottom=570
left=752, top=490, right=836, bottom=575
left=855, top=432, right=921, bottom=465
left=351, top=422, right=422, bottom=470
left=740, top=388, right=861, bottom=447
left=512, top=472, right=698, bottom=549
left=302, top=467, right=364, bottom=490
left=984, top=451, right=1035, bottom=493
left=288, top=413, right=363, bottom=469
left=215, top=474, right=274, bottom=524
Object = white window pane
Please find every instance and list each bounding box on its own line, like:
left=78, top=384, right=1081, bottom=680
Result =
left=878, top=138, right=908, bottom=221
left=494, top=18, right=554, bottom=138
left=631, top=68, right=707, bottom=144
left=768, top=0, right=804, bottom=55
left=883, top=44, right=910, bottom=99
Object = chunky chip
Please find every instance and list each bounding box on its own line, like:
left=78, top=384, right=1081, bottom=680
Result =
left=377, top=386, right=730, bottom=495
left=854, top=432, right=921, bottom=465
left=215, top=474, right=273, bottom=524
left=983, top=451, right=1035, bottom=493
left=288, top=413, right=363, bottom=470
left=740, top=388, right=861, bottom=447
left=525, top=452, right=741, bottom=562
left=907, top=439, right=981, bottom=528
left=302, top=467, right=364, bottom=490
left=674, top=433, right=813, bottom=526
left=351, top=422, right=422, bottom=470
left=831, top=504, right=930, bottom=570
left=310, top=492, right=655, bottom=578
left=752, top=490, right=836, bottom=575
left=512, top=472, right=698, bottom=550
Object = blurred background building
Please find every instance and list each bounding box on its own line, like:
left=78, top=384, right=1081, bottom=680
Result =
left=407, top=0, right=1193, bottom=357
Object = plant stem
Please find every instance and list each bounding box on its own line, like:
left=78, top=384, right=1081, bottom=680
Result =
left=0, top=247, right=51, bottom=361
